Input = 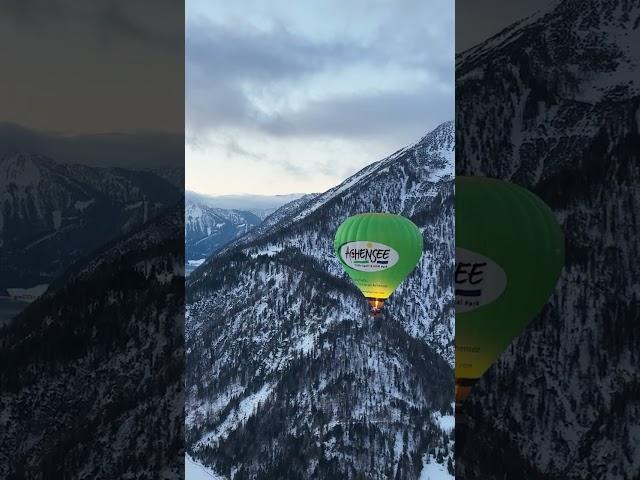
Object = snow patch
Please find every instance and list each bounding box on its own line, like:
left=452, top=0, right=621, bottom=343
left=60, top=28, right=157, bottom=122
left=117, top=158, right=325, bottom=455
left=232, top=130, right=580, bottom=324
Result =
left=5, top=284, right=48, bottom=302
left=196, top=383, right=273, bottom=448
left=74, top=199, right=95, bottom=211
left=125, top=201, right=143, bottom=211
left=52, top=210, right=62, bottom=230
left=419, top=455, right=453, bottom=480
left=432, top=406, right=455, bottom=433
left=185, top=454, right=225, bottom=480
left=250, top=245, right=283, bottom=258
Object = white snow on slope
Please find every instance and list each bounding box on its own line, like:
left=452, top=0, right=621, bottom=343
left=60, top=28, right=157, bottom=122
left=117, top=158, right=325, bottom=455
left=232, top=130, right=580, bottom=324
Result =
left=196, top=383, right=273, bottom=448
left=74, top=199, right=95, bottom=211
left=5, top=284, right=49, bottom=302
left=185, top=454, right=225, bottom=480
left=419, top=457, right=454, bottom=480
left=432, top=404, right=455, bottom=433
left=249, top=245, right=284, bottom=258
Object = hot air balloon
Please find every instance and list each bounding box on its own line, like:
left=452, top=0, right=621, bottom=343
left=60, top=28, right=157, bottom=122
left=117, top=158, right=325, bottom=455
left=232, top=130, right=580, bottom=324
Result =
left=334, top=213, right=423, bottom=316
left=455, top=176, right=564, bottom=413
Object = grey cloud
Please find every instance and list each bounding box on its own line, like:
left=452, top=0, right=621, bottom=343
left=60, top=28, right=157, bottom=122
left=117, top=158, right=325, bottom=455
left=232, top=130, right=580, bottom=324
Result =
left=223, top=137, right=306, bottom=178
left=186, top=20, right=368, bottom=133
left=0, top=0, right=62, bottom=26
left=0, top=0, right=182, bottom=48
left=99, top=0, right=182, bottom=49
left=186, top=4, right=453, bottom=145
left=187, top=82, right=254, bottom=133
left=0, top=123, right=183, bottom=169
left=261, top=87, right=452, bottom=144
left=0, top=0, right=183, bottom=134
left=274, top=158, right=308, bottom=178
left=456, top=0, right=557, bottom=52
left=187, top=21, right=364, bottom=82
left=225, top=140, right=265, bottom=161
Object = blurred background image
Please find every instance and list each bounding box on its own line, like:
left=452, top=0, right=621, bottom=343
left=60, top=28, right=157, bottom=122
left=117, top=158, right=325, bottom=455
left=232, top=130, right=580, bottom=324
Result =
left=0, top=1, right=185, bottom=477
left=456, top=0, right=640, bottom=477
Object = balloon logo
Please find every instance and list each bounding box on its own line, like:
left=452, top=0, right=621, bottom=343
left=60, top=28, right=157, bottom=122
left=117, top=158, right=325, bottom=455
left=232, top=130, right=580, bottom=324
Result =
left=455, top=176, right=564, bottom=408
left=334, top=213, right=423, bottom=316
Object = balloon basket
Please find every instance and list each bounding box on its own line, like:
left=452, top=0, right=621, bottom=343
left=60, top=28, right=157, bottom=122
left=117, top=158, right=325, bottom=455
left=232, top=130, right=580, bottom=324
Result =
left=366, top=297, right=386, bottom=316
left=455, top=377, right=478, bottom=425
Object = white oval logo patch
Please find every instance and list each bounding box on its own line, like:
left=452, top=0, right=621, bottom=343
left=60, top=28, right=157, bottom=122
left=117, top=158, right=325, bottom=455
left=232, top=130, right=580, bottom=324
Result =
left=340, top=241, right=399, bottom=272
left=455, top=247, right=507, bottom=313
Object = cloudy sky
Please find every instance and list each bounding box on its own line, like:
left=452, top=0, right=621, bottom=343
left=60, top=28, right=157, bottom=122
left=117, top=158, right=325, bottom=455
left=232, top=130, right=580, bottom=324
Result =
left=0, top=0, right=183, bottom=168
left=186, top=0, right=454, bottom=195
left=456, top=0, right=558, bottom=52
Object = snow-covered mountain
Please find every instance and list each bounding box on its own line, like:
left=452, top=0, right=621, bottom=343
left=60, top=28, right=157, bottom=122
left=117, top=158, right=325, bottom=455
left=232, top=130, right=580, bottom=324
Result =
left=224, top=192, right=320, bottom=249
left=185, top=201, right=261, bottom=269
left=186, top=191, right=306, bottom=220
left=0, top=204, right=184, bottom=478
left=186, top=121, right=455, bottom=479
left=457, top=0, right=640, bottom=478
left=0, top=151, right=181, bottom=290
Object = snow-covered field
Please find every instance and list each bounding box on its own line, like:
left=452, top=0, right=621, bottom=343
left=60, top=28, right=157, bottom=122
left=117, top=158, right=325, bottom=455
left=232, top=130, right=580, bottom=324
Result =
left=196, top=383, right=273, bottom=449
left=4, top=284, right=48, bottom=302
left=185, top=455, right=224, bottom=480
left=419, top=457, right=454, bottom=480
left=433, top=404, right=455, bottom=433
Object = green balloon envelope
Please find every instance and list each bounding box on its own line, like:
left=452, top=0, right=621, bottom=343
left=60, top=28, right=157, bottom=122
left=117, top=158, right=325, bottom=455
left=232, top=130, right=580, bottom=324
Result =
left=455, top=176, right=564, bottom=381
left=334, top=213, right=423, bottom=307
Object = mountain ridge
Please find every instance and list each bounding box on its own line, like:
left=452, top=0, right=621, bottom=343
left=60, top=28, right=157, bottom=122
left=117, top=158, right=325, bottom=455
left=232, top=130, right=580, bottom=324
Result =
left=0, top=151, right=181, bottom=290
left=185, top=201, right=262, bottom=268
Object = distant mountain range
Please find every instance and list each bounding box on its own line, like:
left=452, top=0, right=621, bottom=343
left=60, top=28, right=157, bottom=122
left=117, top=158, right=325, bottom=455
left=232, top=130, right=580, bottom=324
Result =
left=185, top=203, right=261, bottom=273
left=186, top=191, right=306, bottom=220
left=184, top=192, right=311, bottom=275
left=457, top=0, right=640, bottom=478
left=186, top=121, right=455, bottom=479
left=0, top=151, right=181, bottom=291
